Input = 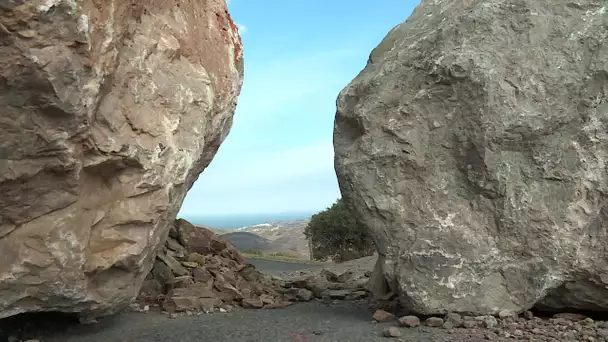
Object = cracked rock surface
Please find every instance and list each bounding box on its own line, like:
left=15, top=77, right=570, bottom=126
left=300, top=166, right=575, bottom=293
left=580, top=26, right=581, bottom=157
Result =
left=334, top=0, right=608, bottom=315
left=0, top=0, right=243, bottom=319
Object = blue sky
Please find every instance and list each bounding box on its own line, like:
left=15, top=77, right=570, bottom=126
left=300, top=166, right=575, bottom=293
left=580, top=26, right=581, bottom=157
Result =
left=179, top=0, right=419, bottom=217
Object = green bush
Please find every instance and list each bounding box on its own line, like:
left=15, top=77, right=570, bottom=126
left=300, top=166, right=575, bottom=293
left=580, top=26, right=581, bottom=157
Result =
left=304, top=198, right=375, bottom=262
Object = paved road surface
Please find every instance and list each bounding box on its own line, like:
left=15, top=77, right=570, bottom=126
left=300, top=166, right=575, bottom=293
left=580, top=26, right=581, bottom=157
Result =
left=244, top=257, right=315, bottom=274
left=4, top=302, right=447, bottom=342
left=0, top=257, right=445, bottom=342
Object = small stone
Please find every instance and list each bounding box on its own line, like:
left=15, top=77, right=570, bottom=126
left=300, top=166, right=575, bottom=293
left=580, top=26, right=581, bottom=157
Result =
left=383, top=327, right=401, bottom=338
left=399, top=315, right=420, bottom=328
left=242, top=298, right=264, bottom=309
left=264, top=301, right=293, bottom=309
left=485, top=332, right=498, bottom=340
left=597, top=329, right=608, bottom=340
left=463, top=320, right=480, bottom=328
left=187, top=252, right=206, bottom=264
left=425, top=317, right=444, bottom=327
left=583, top=317, right=595, bottom=325
left=442, top=321, right=454, bottom=330
left=313, top=329, right=324, bottom=336
left=346, top=290, right=368, bottom=300
left=169, top=312, right=178, bottom=319
left=321, top=269, right=339, bottom=282
left=444, top=312, right=463, bottom=327
left=513, top=329, right=524, bottom=337
left=296, top=288, right=314, bottom=302
left=373, top=309, right=396, bottom=322
left=219, top=308, right=227, bottom=313
left=328, top=290, right=350, bottom=299
left=181, top=261, right=199, bottom=268
left=498, top=309, right=514, bottom=319
left=143, top=304, right=150, bottom=312
left=483, top=315, right=498, bottom=328
left=337, top=271, right=354, bottom=283
left=563, top=330, right=578, bottom=340
left=158, top=253, right=189, bottom=276
left=523, top=310, right=534, bottom=320
left=553, top=313, right=587, bottom=321
left=17, top=29, right=36, bottom=38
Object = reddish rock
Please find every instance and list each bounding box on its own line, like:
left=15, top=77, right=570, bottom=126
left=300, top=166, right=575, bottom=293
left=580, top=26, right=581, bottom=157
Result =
left=373, top=309, right=396, bottom=323
left=136, top=217, right=285, bottom=314
left=399, top=315, right=420, bottom=328
left=163, top=283, right=219, bottom=312
left=425, top=317, right=445, bottom=327
left=176, top=219, right=217, bottom=255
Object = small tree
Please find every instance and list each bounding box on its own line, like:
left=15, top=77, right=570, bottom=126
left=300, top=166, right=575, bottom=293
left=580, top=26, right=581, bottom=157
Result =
left=304, top=198, right=375, bottom=262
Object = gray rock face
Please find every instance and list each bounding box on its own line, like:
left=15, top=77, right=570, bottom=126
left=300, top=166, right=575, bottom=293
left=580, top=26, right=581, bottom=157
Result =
left=334, top=0, right=608, bottom=315
left=0, top=0, right=242, bottom=319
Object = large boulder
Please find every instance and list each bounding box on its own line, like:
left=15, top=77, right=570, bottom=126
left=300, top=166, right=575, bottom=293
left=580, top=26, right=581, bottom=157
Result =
left=334, top=0, right=608, bottom=315
left=0, top=0, right=242, bottom=319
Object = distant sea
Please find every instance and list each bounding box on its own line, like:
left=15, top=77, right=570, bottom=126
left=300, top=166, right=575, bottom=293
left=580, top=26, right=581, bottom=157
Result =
left=178, top=212, right=314, bottom=229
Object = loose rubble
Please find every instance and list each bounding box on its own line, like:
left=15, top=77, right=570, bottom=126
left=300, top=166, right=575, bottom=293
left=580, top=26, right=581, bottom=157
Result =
left=380, top=309, right=608, bottom=341
left=134, top=219, right=373, bottom=315
left=134, top=222, right=608, bottom=341
left=135, top=219, right=288, bottom=314
left=279, top=266, right=372, bottom=304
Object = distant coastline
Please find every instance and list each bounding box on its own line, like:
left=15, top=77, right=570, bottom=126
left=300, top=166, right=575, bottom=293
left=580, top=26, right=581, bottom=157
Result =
left=178, top=211, right=314, bottom=229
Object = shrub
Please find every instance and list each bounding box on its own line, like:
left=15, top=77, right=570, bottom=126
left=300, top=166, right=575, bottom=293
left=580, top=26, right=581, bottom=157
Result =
left=304, top=198, right=375, bottom=262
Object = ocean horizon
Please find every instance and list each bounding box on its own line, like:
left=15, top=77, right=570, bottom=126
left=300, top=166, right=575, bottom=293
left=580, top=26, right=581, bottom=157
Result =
left=178, top=211, right=315, bottom=229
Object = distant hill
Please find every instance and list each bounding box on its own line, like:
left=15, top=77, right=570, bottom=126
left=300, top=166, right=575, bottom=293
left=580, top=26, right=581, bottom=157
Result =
left=219, top=220, right=311, bottom=260
left=220, top=231, right=271, bottom=251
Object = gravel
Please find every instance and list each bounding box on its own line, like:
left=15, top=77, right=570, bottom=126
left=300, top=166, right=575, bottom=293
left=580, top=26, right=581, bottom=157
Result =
left=4, top=257, right=608, bottom=342
left=2, top=301, right=448, bottom=342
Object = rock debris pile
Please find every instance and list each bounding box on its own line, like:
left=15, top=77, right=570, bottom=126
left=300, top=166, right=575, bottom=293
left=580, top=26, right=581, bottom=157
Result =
left=280, top=268, right=372, bottom=303
left=135, top=219, right=374, bottom=315
left=377, top=309, right=608, bottom=341
left=135, top=219, right=289, bottom=313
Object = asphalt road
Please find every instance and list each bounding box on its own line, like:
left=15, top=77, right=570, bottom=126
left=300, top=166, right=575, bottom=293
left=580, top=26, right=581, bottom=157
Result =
left=11, top=301, right=447, bottom=342
left=0, top=258, right=448, bottom=342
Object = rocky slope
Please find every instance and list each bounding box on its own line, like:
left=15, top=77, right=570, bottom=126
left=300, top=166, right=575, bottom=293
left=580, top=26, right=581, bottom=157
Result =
left=334, top=0, right=608, bottom=315
left=0, top=0, right=242, bottom=319
left=221, top=220, right=311, bottom=259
